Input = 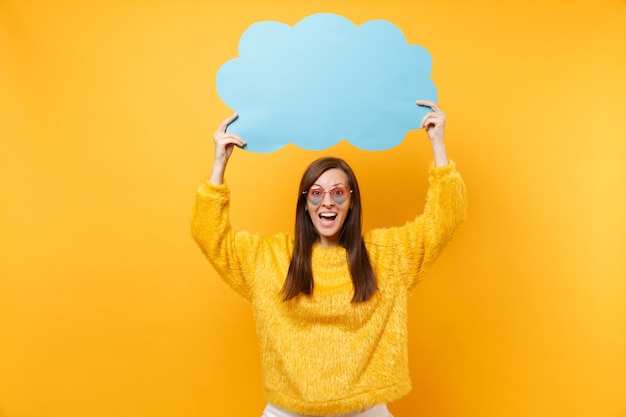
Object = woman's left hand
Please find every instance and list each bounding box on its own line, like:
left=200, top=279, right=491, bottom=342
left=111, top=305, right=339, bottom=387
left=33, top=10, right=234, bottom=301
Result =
left=416, top=100, right=446, bottom=145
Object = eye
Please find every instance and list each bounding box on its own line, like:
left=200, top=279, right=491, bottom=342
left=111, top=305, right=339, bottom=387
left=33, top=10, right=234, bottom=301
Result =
left=331, top=188, right=345, bottom=197
left=309, top=188, right=323, bottom=197
left=332, top=185, right=349, bottom=196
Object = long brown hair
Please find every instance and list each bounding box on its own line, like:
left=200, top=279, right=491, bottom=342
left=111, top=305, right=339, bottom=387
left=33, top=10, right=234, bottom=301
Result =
left=282, top=157, right=377, bottom=303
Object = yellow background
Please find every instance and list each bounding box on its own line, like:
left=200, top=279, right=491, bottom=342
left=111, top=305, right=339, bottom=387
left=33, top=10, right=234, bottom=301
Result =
left=1, top=0, right=625, bottom=416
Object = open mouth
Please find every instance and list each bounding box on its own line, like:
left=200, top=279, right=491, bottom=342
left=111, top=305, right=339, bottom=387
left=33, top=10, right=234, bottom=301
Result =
left=319, top=212, right=337, bottom=222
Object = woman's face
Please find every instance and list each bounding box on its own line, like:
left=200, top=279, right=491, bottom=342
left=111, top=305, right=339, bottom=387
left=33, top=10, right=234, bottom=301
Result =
left=305, top=168, right=352, bottom=247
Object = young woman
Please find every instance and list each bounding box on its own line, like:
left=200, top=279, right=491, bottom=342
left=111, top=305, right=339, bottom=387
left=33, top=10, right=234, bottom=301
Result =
left=191, top=101, right=467, bottom=417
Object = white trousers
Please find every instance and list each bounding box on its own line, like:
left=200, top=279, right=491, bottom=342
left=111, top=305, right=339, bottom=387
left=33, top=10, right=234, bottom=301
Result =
left=262, top=402, right=392, bottom=417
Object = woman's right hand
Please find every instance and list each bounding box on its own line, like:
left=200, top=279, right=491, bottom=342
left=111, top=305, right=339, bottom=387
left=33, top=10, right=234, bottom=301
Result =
left=214, top=112, right=246, bottom=165
left=210, top=112, right=246, bottom=185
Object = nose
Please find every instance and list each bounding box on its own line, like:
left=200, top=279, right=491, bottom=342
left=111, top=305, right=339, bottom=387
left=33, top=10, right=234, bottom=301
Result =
left=321, top=192, right=335, bottom=206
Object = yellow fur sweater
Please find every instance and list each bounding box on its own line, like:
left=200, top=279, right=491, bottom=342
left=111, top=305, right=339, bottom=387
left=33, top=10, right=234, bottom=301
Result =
left=191, top=162, right=466, bottom=415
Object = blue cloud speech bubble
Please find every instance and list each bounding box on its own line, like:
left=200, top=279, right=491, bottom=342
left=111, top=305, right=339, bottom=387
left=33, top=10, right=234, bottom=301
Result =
left=216, top=13, right=437, bottom=153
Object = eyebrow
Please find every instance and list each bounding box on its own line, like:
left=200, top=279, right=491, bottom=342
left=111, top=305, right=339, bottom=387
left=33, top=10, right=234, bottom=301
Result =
left=311, top=183, right=346, bottom=188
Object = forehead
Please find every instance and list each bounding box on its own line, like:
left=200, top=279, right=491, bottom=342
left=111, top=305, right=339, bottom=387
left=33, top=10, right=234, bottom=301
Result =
left=313, top=168, right=349, bottom=187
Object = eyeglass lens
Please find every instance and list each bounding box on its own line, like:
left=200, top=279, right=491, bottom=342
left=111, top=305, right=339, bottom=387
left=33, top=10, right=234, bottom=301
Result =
left=306, top=185, right=351, bottom=205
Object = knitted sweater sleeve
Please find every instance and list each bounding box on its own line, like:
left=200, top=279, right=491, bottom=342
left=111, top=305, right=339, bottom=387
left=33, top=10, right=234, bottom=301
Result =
left=367, top=161, right=467, bottom=290
left=190, top=181, right=260, bottom=301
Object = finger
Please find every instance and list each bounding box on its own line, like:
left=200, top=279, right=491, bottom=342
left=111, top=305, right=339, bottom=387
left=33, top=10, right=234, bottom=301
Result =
left=217, top=112, right=239, bottom=133
left=416, top=100, right=441, bottom=113
left=220, top=132, right=244, bottom=142
left=421, top=112, right=435, bottom=128
left=220, top=134, right=247, bottom=147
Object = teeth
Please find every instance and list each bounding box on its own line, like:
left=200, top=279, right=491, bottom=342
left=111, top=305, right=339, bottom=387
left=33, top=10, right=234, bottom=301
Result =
left=320, top=213, right=336, bottom=218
